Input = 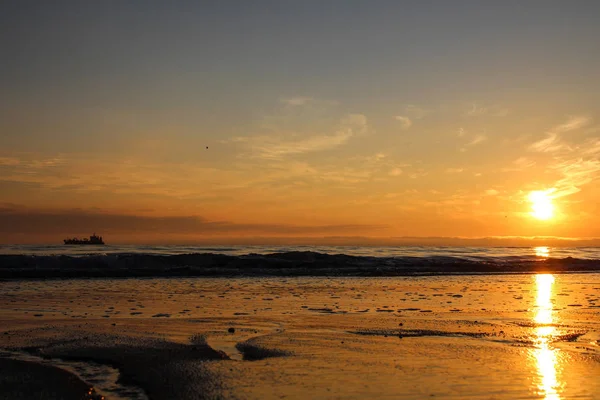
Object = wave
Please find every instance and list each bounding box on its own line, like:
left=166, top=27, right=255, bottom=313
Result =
left=1, top=251, right=600, bottom=279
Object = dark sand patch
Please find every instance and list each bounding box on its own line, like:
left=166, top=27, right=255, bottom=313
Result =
left=349, top=329, right=489, bottom=339
left=235, top=340, right=292, bottom=361
left=0, top=357, right=99, bottom=400
left=11, top=331, right=229, bottom=400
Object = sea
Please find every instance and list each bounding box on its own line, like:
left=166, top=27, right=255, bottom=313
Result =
left=1, top=244, right=599, bottom=261
left=2, top=244, right=600, bottom=279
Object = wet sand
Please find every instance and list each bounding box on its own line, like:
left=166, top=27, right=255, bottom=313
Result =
left=1, top=274, right=599, bottom=399
left=0, top=357, right=99, bottom=400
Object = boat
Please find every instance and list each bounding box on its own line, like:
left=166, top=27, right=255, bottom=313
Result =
left=63, top=234, right=105, bottom=245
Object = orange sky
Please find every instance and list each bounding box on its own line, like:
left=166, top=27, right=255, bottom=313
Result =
left=2, top=2, right=600, bottom=245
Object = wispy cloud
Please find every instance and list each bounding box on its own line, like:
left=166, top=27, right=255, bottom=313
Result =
left=250, top=152, right=414, bottom=188
left=314, top=153, right=410, bottom=184
left=464, top=103, right=509, bottom=117
left=279, top=96, right=339, bottom=107
left=551, top=159, right=600, bottom=198
left=408, top=170, right=428, bottom=179
left=0, top=152, right=240, bottom=200
left=231, top=113, right=368, bottom=159
left=582, top=137, right=600, bottom=156
left=404, top=105, right=430, bottom=120
left=393, top=115, right=412, bottom=129
left=0, top=157, right=21, bottom=166
left=466, top=135, right=486, bottom=146
left=0, top=154, right=65, bottom=169
left=554, top=116, right=591, bottom=133
left=501, top=157, right=536, bottom=172
left=460, top=134, right=486, bottom=151
left=0, top=206, right=387, bottom=236
left=529, top=116, right=590, bottom=153
left=523, top=116, right=599, bottom=199
left=528, top=133, right=566, bottom=153
left=280, top=96, right=314, bottom=106
left=232, top=131, right=353, bottom=159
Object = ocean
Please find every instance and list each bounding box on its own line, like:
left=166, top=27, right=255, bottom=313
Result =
left=2, top=244, right=599, bottom=279
left=2, top=243, right=600, bottom=260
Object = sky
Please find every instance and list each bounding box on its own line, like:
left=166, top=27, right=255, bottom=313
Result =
left=2, top=1, right=600, bottom=245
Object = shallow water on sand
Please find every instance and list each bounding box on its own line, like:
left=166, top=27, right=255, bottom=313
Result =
left=1, top=274, right=599, bottom=399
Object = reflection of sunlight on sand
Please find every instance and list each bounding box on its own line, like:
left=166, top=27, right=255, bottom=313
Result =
left=532, top=274, right=561, bottom=400
left=535, top=246, right=550, bottom=258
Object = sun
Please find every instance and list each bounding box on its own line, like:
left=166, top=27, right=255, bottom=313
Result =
left=529, top=190, right=555, bottom=220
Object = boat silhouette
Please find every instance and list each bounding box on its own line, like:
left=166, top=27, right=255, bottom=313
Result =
left=63, top=234, right=105, bottom=245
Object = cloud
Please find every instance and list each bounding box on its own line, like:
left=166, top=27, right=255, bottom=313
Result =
left=0, top=152, right=242, bottom=200
left=280, top=96, right=314, bottom=106
left=464, top=103, right=509, bottom=117
left=465, top=104, right=487, bottom=116
left=524, top=116, right=600, bottom=199
left=582, top=138, right=600, bottom=156
left=279, top=96, right=339, bottom=107
left=466, top=135, right=486, bottom=146
left=553, top=116, right=591, bottom=133
left=231, top=113, right=368, bottom=159
left=514, top=157, right=536, bottom=169
left=341, top=113, right=368, bottom=130
left=458, top=132, right=487, bottom=152
left=445, top=168, right=464, bottom=174
left=0, top=146, right=417, bottom=205
left=529, top=116, right=590, bottom=153
left=233, top=131, right=353, bottom=159
left=404, top=105, right=430, bottom=119
left=551, top=159, right=600, bottom=198
left=484, top=189, right=499, bottom=196
left=408, top=170, right=428, bottom=179
left=0, top=157, right=21, bottom=166
left=528, top=132, right=565, bottom=153
left=501, top=157, right=536, bottom=172
left=459, top=134, right=486, bottom=152
left=0, top=154, right=65, bottom=169
left=301, top=153, right=413, bottom=184
left=0, top=207, right=387, bottom=236
left=394, top=115, right=412, bottom=129
left=457, top=128, right=466, bottom=137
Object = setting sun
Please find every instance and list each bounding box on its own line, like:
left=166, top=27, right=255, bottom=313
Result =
left=529, top=190, right=555, bottom=220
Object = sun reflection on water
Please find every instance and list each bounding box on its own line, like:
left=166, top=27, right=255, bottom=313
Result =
left=535, top=246, right=550, bottom=258
left=532, top=274, right=562, bottom=400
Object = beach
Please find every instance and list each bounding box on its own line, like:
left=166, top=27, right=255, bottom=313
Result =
left=1, top=273, right=599, bottom=399
left=5, top=0, right=600, bottom=398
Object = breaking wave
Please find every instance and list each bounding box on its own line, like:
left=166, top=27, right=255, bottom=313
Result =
left=1, top=250, right=599, bottom=279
